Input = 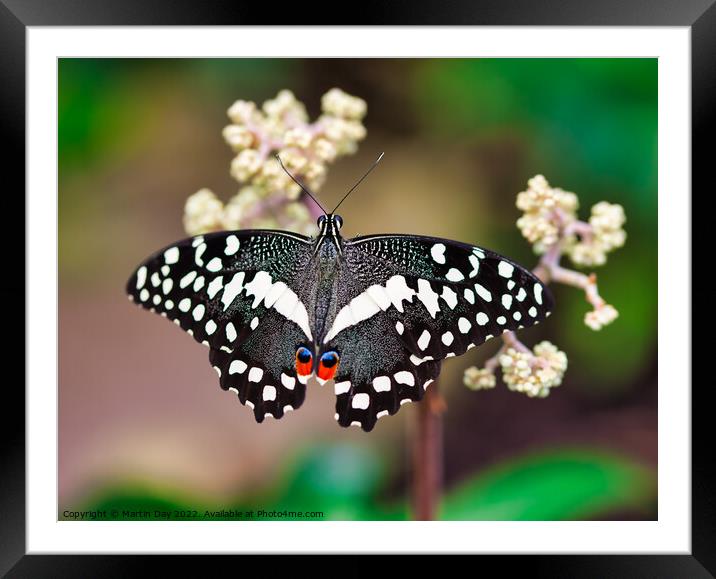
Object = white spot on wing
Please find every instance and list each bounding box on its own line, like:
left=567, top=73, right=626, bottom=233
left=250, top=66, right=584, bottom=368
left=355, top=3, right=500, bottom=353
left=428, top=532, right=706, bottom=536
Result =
left=335, top=380, right=351, bottom=395
left=366, top=284, right=392, bottom=310
left=226, top=322, right=237, bottom=342
left=498, top=261, right=514, bottom=278
left=194, top=243, right=207, bottom=266
left=385, top=275, right=416, bottom=313
left=205, top=320, right=217, bottom=335
left=431, top=243, right=446, bottom=264
left=351, top=292, right=381, bottom=322
left=164, top=247, right=180, bottom=264
left=352, top=393, right=370, bottom=409
left=179, top=270, right=197, bottom=289
left=394, top=371, right=415, bottom=386
left=476, top=312, right=489, bottom=326
left=458, top=317, right=471, bottom=333
left=207, top=276, right=224, bottom=299
left=372, top=376, right=391, bottom=392
left=440, top=286, right=458, bottom=310
left=468, top=254, right=480, bottom=278
left=264, top=281, right=288, bottom=308
left=136, top=266, right=147, bottom=289
left=192, top=304, right=205, bottom=321
left=245, top=271, right=273, bottom=308
left=248, top=367, right=263, bottom=382
left=534, top=283, right=543, bottom=305
left=206, top=257, right=223, bottom=272
left=446, top=268, right=464, bottom=282
left=464, top=288, right=475, bottom=304
left=263, top=385, right=277, bottom=401
left=221, top=272, right=246, bottom=310
left=474, top=283, right=493, bottom=302
left=441, top=331, right=454, bottom=346
left=417, top=330, right=431, bottom=351
left=281, top=373, right=296, bottom=390
left=417, top=279, right=440, bottom=318
left=229, top=360, right=247, bottom=374
left=224, top=234, right=240, bottom=255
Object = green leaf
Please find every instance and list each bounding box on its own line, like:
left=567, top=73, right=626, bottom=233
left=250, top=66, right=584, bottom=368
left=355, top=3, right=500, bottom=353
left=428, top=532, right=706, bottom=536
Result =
left=440, top=448, right=654, bottom=520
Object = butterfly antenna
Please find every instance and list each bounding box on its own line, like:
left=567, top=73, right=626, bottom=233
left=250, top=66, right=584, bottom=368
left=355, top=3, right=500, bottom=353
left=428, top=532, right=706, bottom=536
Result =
left=332, top=152, right=385, bottom=214
left=275, top=154, right=327, bottom=214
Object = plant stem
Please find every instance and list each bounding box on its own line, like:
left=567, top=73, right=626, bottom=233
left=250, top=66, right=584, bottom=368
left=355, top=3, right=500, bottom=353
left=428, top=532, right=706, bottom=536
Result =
left=412, top=381, right=444, bottom=520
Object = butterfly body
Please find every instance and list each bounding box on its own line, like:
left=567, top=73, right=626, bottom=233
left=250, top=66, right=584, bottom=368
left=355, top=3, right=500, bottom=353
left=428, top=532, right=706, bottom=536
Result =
left=127, top=214, right=553, bottom=431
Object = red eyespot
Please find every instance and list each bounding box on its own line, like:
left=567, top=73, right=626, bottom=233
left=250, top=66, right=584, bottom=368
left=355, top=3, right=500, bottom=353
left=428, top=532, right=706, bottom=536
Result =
left=295, top=346, right=313, bottom=376
left=318, top=351, right=340, bottom=381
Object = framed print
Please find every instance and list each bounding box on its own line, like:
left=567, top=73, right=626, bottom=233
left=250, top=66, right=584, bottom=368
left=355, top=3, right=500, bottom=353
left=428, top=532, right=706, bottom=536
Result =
left=3, top=0, right=708, bottom=575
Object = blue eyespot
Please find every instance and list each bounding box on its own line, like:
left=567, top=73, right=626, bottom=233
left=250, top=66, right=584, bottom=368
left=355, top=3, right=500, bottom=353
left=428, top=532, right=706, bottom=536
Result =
left=297, top=346, right=312, bottom=364
left=320, top=351, right=339, bottom=368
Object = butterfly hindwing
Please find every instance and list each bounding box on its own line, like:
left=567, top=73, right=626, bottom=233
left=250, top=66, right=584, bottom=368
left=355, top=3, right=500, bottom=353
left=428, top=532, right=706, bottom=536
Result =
left=209, top=320, right=309, bottom=422
left=127, top=229, right=314, bottom=420
left=325, top=313, right=441, bottom=431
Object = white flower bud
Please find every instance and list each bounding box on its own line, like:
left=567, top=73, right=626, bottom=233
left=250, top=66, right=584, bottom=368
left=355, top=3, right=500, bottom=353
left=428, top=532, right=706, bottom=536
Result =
left=183, top=188, right=225, bottom=235
left=463, top=367, right=497, bottom=390
left=584, top=304, right=619, bottom=330
left=222, top=124, right=254, bottom=151
left=230, top=149, right=263, bottom=182
left=227, top=100, right=258, bottom=124
left=321, top=88, right=367, bottom=120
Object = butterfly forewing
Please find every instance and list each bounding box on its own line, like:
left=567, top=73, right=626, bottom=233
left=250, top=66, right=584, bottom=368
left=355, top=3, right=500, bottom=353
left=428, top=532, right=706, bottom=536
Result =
left=127, top=229, right=315, bottom=420
left=338, top=234, right=553, bottom=357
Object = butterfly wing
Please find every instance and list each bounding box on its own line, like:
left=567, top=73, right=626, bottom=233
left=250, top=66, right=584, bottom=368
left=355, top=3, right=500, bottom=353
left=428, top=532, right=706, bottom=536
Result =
left=323, top=234, right=553, bottom=430
left=126, top=229, right=315, bottom=421
left=329, top=312, right=441, bottom=431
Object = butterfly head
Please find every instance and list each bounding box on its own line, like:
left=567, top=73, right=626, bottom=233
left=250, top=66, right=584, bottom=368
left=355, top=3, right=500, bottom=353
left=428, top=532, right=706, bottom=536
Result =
left=317, top=213, right=344, bottom=238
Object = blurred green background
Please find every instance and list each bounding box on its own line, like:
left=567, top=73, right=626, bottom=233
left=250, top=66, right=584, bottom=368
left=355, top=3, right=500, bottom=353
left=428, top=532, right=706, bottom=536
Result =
left=58, top=58, right=657, bottom=521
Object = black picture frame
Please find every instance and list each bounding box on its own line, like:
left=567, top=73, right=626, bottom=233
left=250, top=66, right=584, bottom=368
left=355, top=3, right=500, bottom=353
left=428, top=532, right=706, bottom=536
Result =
left=3, top=1, right=706, bottom=575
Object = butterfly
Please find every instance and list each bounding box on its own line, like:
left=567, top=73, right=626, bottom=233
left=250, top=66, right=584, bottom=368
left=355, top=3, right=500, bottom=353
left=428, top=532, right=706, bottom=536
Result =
left=126, top=157, right=554, bottom=431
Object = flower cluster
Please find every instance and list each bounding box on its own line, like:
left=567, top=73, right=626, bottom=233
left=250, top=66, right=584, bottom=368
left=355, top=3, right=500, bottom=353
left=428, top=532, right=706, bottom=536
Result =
left=464, top=174, right=626, bottom=395
left=516, top=174, right=626, bottom=269
left=464, top=341, right=567, bottom=399
left=500, top=341, right=568, bottom=398
left=567, top=202, right=627, bottom=267
left=183, top=88, right=367, bottom=237
left=516, top=174, right=579, bottom=253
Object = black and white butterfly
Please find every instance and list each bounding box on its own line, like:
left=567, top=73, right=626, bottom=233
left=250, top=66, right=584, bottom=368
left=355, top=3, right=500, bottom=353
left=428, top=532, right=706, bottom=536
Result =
left=127, top=161, right=553, bottom=431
